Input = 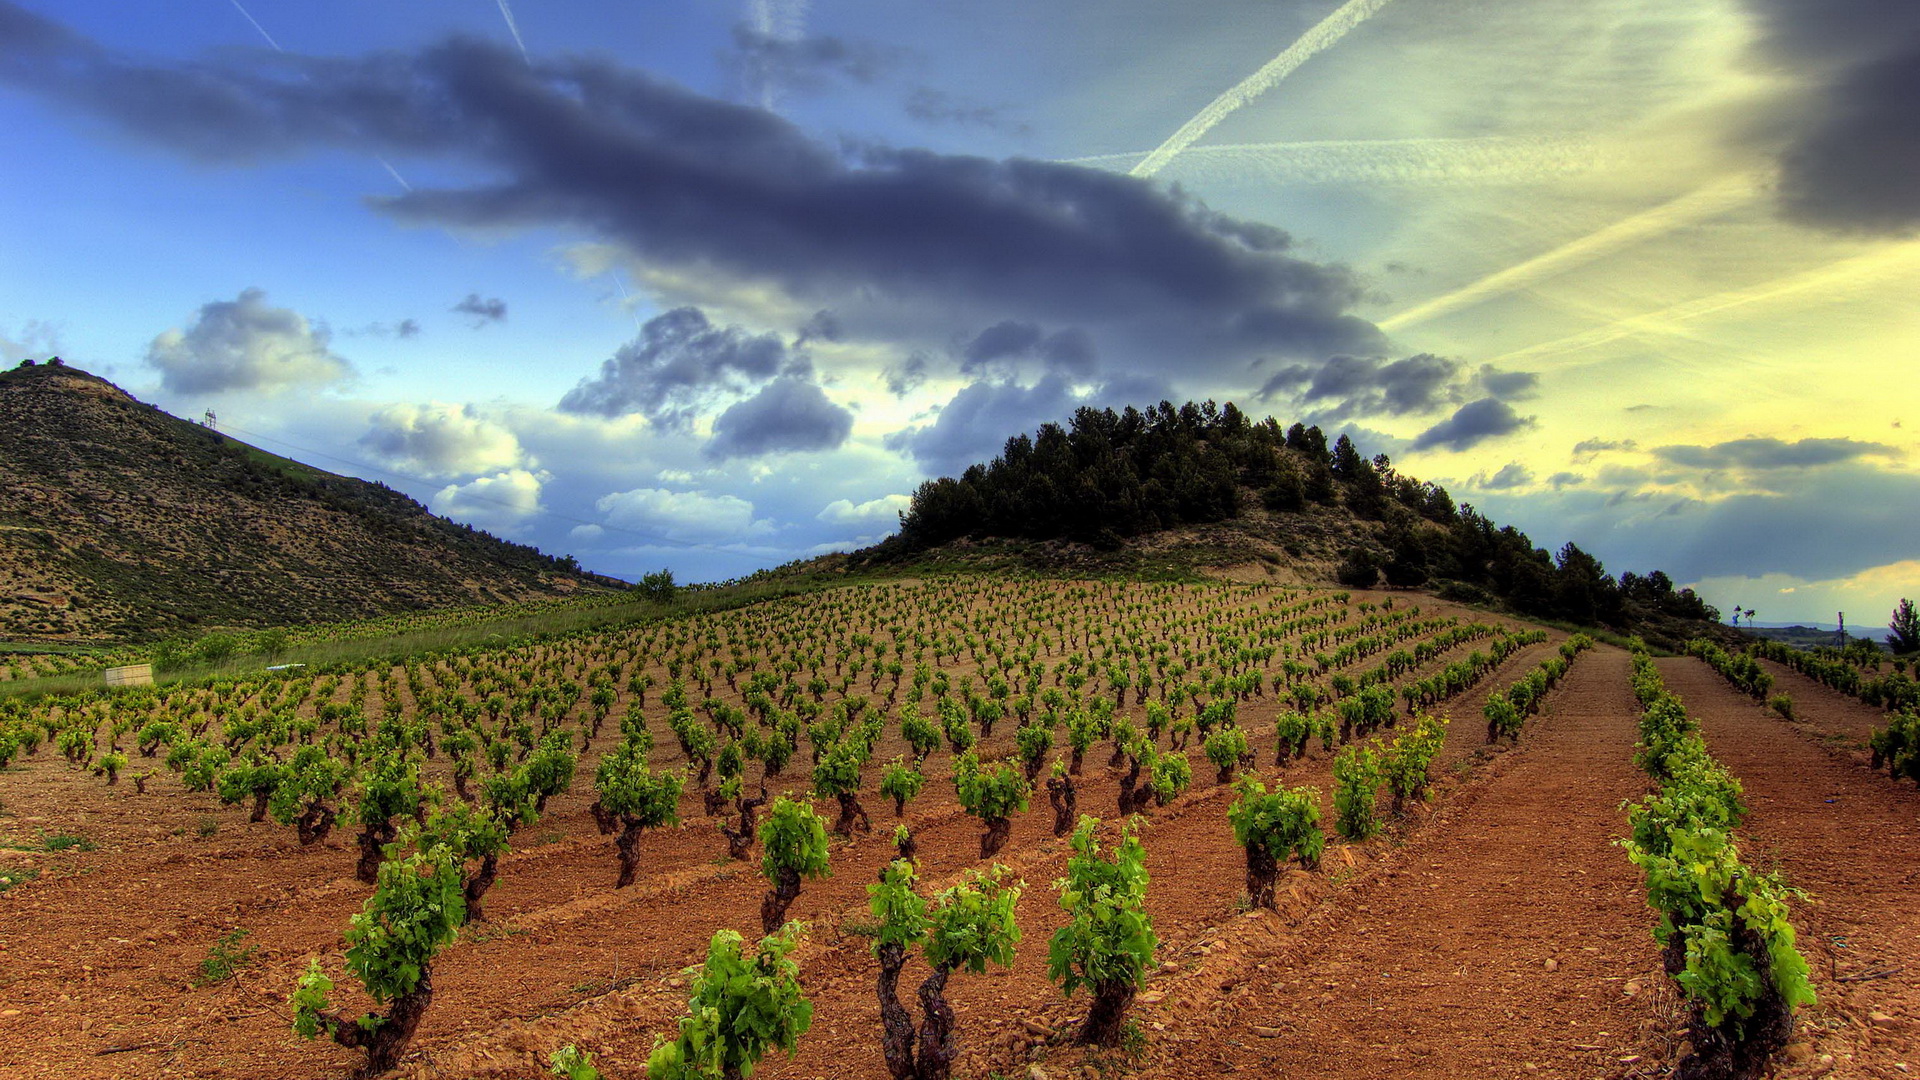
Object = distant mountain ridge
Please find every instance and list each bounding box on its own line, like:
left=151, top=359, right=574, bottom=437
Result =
left=0, top=360, right=616, bottom=641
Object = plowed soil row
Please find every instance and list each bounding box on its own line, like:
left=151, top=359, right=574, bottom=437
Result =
left=1657, top=659, right=1920, bottom=1076
left=1132, top=644, right=1669, bottom=1080
left=1755, top=656, right=1896, bottom=748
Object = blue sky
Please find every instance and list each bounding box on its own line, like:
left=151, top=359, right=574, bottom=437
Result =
left=1, top=0, right=1916, bottom=625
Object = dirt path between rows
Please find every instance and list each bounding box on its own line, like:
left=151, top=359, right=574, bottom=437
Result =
left=1124, top=644, right=1667, bottom=1079
left=1756, top=656, right=1896, bottom=749
left=1658, top=658, right=1920, bottom=1077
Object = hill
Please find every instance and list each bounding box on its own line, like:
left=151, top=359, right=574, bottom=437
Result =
left=854, top=399, right=1726, bottom=649
left=0, top=359, right=616, bottom=642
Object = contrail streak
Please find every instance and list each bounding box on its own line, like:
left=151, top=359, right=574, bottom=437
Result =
left=1485, top=242, right=1920, bottom=367
left=746, top=0, right=811, bottom=109
left=223, top=1, right=414, bottom=190
left=1378, top=175, right=1760, bottom=332
left=1070, top=136, right=1602, bottom=187
left=749, top=0, right=811, bottom=41
left=378, top=158, right=414, bottom=192
left=1131, top=0, right=1395, bottom=178
left=228, top=0, right=283, bottom=51
left=494, top=0, right=531, bottom=64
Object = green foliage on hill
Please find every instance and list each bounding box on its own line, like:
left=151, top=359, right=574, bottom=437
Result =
left=868, top=399, right=1718, bottom=639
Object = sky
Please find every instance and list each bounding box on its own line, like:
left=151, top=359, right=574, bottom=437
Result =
left=0, top=0, right=1915, bottom=627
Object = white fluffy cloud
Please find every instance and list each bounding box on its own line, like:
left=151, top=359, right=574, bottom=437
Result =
left=146, top=288, right=351, bottom=394
left=816, top=493, right=910, bottom=526
left=360, top=402, right=525, bottom=479
left=595, top=487, right=773, bottom=543
left=429, top=468, right=545, bottom=535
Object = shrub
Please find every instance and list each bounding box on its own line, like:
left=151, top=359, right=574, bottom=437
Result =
left=268, top=745, right=350, bottom=845
left=646, top=924, right=812, bottom=1080
left=1047, top=816, right=1157, bottom=1047
left=1226, top=777, right=1323, bottom=909
left=758, top=796, right=830, bottom=934
left=954, top=751, right=1030, bottom=859
left=549, top=1045, right=602, bottom=1080
left=193, top=927, right=257, bottom=987
left=812, top=736, right=873, bottom=837
left=291, top=845, right=467, bottom=1076
left=868, top=860, right=1021, bottom=1080
left=1015, top=722, right=1054, bottom=783
left=1382, top=713, right=1448, bottom=815
left=350, top=734, right=426, bottom=884
left=1201, top=726, right=1249, bottom=784
left=879, top=756, right=925, bottom=817
left=591, top=737, right=685, bottom=888
left=1148, top=749, right=1192, bottom=806
left=1331, top=745, right=1381, bottom=840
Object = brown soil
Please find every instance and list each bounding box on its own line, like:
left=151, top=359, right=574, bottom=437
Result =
left=1128, top=645, right=1672, bottom=1079
left=1657, top=658, right=1920, bottom=1076
left=0, top=589, right=1652, bottom=1080
left=1754, top=657, right=1897, bottom=748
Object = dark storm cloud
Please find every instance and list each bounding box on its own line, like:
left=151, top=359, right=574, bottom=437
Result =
left=793, top=309, right=842, bottom=346
left=1571, top=437, right=1636, bottom=461
left=725, top=24, right=893, bottom=98
left=1652, top=436, right=1899, bottom=470
left=1741, top=0, right=1920, bottom=233
left=1256, top=353, right=1535, bottom=426
left=1472, top=463, right=1533, bottom=490
left=886, top=371, right=1172, bottom=477
left=558, top=307, right=790, bottom=430
left=1410, top=398, right=1533, bottom=452
left=903, top=88, right=1028, bottom=135
left=704, top=375, right=854, bottom=459
left=452, top=293, right=507, bottom=325
left=883, top=353, right=929, bottom=397
left=961, top=321, right=1098, bottom=377
left=0, top=6, right=1385, bottom=366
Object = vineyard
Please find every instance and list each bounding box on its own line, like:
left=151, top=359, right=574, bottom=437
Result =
left=0, top=578, right=1912, bottom=1079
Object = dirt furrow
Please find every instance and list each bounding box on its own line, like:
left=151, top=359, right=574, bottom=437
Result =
left=1128, top=645, right=1668, bottom=1080
left=1656, top=658, right=1920, bottom=1073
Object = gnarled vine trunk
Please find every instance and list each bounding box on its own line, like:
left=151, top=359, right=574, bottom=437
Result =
left=1076, top=978, right=1136, bottom=1047
left=1244, top=842, right=1278, bottom=910
left=1116, top=757, right=1148, bottom=815
left=722, top=790, right=768, bottom=861
left=321, top=974, right=434, bottom=1078
left=833, top=791, right=872, bottom=837
left=762, top=865, right=801, bottom=935
left=296, top=802, right=336, bottom=846
left=875, top=942, right=918, bottom=1080
left=1673, top=897, right=1794, bottom=1080
left=979, top=816, right=1012, bottom=859
left=355, top=818, right=398, bottom=884
left=464, top=851, right=500, bottom=922
left=914, top=965, right=959, bottom=1080
left=588, top=800, right=617, bottom=836
left=614, top=819, right=645, bottom=888
left=1046, top=774, right=1077, bottom=836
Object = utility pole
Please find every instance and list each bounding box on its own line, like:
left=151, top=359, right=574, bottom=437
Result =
left=1837, top=612, right=1847, bottom=648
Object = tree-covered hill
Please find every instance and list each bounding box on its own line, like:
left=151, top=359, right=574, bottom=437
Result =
left=862, top=399, right=1719, bottom=644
